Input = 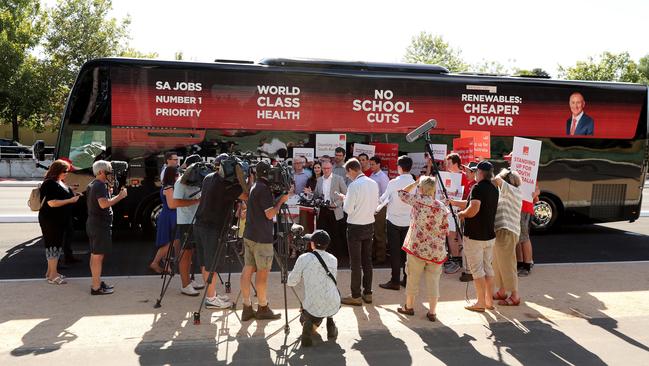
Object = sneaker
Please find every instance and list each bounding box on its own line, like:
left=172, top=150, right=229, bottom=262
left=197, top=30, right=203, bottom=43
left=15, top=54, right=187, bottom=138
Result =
left=518, top=269, right=530, bottom=277
left=181, top=284, right=200, bottom=297
left=217, top=294, right=231, bottom=303
left=341, top=296, right=363, bottom=306
left=205, top=296, right=232, bottom=309
left=459, top=272, right=473, bottom=282
left=256, top=304, right=281, bottom=320
left=47, top=276, right=67, bottom=285
left=362, top=293, right=373, bottom=304
left=241, top=304, right=256, bottom=321
left=326, top=318, right=338, bottom=339
left=379, top=281, right=400, bottom=291
left=100, top=281, right=114, bottom=290
left=191, top=280, right=205, bottom=290
left=91, top=286, right=114, bottom=295
left=444, top=260, right=461, bottom=274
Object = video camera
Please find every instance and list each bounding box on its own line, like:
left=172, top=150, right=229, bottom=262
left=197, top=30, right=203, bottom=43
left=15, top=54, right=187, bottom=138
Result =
left=266, top=162, right=294, bottom=196
left=289, top=223, right=310, bottom=254
left=181, top=161, right=215, bottom=188
left=109, top=160, right=129, bottom=189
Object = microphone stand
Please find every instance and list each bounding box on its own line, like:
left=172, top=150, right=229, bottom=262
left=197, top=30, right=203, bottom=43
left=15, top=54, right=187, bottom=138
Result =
left=424, top=133, right=463, bottom=241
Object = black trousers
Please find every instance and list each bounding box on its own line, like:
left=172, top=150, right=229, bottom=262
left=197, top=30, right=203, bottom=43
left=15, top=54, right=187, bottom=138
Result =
left=300, top=309, right=334, bottom=327
left=347, top=223, right=374, bottom=298
left=387, top=221, right=409, bottom=283
left=317, top=208, right=344, bottom=258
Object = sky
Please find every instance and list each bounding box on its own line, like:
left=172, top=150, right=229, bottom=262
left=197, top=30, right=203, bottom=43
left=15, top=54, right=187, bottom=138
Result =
left=99, top=0, right=649, bottom=76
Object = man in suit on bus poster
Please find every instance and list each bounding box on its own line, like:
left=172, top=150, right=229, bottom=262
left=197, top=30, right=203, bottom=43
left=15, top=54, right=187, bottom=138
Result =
left=566, top=92, right=594, bottom=136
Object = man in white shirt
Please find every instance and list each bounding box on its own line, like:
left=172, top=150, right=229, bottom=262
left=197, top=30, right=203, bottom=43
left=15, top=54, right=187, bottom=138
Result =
left=369, top=156, right=390, bottom=264
left=378, top=156, right=415, bottom=290
left=314, top=162, right=347, bottom=257
left=337, top=158, right=379, bottom=306
left=288, top=230, right=340, bottom=347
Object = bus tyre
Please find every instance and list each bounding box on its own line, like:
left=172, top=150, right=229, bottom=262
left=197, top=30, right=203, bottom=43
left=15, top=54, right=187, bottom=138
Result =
left=141, top=199, right=162, bottom=234
left=532, top=195, right=561, bottom=232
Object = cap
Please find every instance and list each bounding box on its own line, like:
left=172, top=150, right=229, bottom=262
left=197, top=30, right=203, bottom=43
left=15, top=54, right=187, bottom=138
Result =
left=303, top=229, right=331, bottom=248
left=463, top=161, right=478, bottom=172
left=255, top=161, right=271, bottom=177
left=477, top=161, right=493, bottom=171
left=184, top=154, right=202, bottom=167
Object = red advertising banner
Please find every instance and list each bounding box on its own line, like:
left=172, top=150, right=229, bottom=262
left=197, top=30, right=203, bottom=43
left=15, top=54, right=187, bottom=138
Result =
left=460, top=130, right=491, bottom=158
left=453, top=137, right=475, bottom=164
left=371, top=142, right=399, bottom=178
left=110, top=65, right=645, bottom=140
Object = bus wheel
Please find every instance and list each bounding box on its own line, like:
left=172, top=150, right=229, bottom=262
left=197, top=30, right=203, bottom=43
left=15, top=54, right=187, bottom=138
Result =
left=532, top=195, right=560, bottom=232
left=141, top=199, right=162, bottom=233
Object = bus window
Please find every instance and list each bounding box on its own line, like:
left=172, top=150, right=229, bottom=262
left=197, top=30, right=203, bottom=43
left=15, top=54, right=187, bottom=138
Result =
left=68, top=130, right=107, bottom=169
left=65, top=66, right=110, bottom=126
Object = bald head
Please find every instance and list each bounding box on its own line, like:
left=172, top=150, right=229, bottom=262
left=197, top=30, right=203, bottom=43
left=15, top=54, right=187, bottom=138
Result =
left=569, top=92, right=586, bottom=117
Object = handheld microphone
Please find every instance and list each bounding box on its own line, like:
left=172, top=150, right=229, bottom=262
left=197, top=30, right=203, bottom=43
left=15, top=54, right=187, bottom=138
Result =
left=406, top=119, right=437, bottom=143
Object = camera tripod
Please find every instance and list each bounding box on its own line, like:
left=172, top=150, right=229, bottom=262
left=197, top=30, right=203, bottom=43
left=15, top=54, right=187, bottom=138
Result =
left=192, top=199, right=257, bottom=324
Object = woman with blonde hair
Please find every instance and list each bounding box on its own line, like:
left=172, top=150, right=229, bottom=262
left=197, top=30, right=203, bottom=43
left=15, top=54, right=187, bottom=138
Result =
left=38, top=160, right=80, bottom=284
left=396, top=176, right=449, bottom=321
left=492, top=168, right=523, bottom=306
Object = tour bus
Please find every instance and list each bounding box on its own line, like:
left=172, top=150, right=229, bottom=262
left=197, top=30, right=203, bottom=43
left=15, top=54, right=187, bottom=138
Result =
left=46, top=57, right=648, bottom=232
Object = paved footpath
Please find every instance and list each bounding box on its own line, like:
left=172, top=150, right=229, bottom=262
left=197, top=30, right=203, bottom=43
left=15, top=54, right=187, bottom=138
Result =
left=2, top=264, right=649, bottom=365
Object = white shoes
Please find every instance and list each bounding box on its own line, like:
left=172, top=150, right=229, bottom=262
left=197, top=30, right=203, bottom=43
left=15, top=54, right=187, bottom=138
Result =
left=191, top=280, right=205, bottom=290
left=205, top=296, right=233, bottom=309
left=181, top=284, right=200, bottom=296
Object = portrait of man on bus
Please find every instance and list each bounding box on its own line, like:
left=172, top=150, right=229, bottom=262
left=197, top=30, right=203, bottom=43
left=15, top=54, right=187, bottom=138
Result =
left=566, top=92, right=594, bottom=136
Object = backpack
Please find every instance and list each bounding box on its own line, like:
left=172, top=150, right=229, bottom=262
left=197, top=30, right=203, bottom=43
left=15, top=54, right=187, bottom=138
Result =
left=28, top=183, right=45, bottom=211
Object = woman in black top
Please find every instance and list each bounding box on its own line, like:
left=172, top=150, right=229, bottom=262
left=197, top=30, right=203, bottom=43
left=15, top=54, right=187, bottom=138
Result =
left=305, top=161, right=322, bottom=192
left=38, top=160, right=80, bottom=285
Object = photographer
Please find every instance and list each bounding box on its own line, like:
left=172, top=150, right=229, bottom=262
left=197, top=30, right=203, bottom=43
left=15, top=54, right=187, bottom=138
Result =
left=87, top=160, right=127, bottom=295
left=240, top=161, right=289, bottom=321
left=170, top=154, right=205, bottom=296
left=288, top=230, right=340, bottom=347
left=193, top=162, right=245, bottom=309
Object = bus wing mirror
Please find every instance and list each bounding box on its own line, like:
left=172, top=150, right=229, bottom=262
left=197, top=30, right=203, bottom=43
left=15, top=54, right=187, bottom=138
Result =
left=32, top=140, right=46, bottom=161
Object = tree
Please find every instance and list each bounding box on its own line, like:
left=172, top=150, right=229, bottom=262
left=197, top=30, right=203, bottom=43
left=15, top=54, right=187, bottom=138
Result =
left=558, top=52, right=646, bottom=83
left=472, top=60, right=510, bottom=75
left=639, top=54, right=649, bottom=82
left=404, top=32, right=468, bottom=72
left=514, top=68, right=551, bottom=78
left=0, top=0, right=45, bottom=141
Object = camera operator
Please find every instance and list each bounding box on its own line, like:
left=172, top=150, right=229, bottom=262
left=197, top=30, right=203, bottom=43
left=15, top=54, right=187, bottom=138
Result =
left=287, top=230, right=340, bottom=347
left=193, top=158, right=246, bottom=309
left=87, top=160, right=127, bottom=295
left=240, top=161, right=289, bottom=321
left=337, top=158, right=379, bottom=306
left=312, top=161, right=347, bottom=258
left=170, top=154, right=204, bottom=296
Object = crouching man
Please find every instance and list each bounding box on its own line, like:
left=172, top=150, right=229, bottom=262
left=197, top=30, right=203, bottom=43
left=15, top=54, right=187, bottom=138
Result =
left=287, top=230, right=341, bottom=347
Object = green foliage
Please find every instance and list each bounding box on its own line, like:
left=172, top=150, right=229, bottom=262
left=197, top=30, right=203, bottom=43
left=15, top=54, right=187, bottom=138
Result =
left=639, top=54, right=649, bottom=81
left=404, top=32, right=468, bottom=72
left=558, top=52, right=647, bottom=83
left=472, top=60, right=510, bottom=75
left=514, top=68, right=551, bottom=78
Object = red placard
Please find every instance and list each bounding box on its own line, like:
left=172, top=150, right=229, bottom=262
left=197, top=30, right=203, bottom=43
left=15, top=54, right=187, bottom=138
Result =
left=460, top=130, right=491, bottom=158
left=453, top=137, right=475, bottom=164
left=371, top=142, right=399, bottom=178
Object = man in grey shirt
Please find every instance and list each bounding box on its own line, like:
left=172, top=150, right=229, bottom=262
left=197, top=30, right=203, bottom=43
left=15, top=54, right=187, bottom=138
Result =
left=292, top=156, right=309, bottom=194
left=332, top=147, right=351, bottom=186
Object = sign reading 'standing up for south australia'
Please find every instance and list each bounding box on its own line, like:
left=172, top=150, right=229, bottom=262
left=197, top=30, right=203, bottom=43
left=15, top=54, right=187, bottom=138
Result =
left=352, top=90, right=414, bottom=124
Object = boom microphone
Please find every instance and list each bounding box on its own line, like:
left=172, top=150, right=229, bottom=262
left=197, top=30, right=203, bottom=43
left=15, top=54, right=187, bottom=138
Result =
left=406, top=119, right=437, bottom=143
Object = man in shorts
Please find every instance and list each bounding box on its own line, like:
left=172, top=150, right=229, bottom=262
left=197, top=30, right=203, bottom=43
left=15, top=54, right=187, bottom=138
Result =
left=86, top=160, right=127, bottom=295
left=240, top=161, right=290, bottom=321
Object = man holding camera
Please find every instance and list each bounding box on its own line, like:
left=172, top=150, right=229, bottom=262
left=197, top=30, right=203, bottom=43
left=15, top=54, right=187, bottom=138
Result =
left=338, top=158, right=379, bottom=306
left=288, top=229, right=340, bottom=347
left=87, top=160, right=127, bottom=295
left=193, top=162, right=245, bottom=309
left=240, top=161, right=290, bottom=321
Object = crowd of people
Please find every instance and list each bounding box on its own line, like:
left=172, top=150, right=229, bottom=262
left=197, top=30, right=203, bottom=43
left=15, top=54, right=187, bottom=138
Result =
left=36, top=145, right=539, bottom=347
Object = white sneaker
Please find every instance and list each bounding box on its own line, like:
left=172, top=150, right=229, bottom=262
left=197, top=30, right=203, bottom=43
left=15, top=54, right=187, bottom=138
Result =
left=217, top=294, right=231, bottom=303
left=205, top=296, right=232, bottom=309
left=191, top=280, right=205, bottom=290
left=181, top=284, right=200, bottom=297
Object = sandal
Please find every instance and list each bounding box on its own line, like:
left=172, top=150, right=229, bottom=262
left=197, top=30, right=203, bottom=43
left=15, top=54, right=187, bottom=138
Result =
left=426, top=313, right=437, bottom=322
left=498, top=296, right=521, bottom=306
left=47, top=275, right=67, bottom=285
left=464, top=304, right=485, bottom=313
left=493, top=292, right=507, bottom=301
left=397, top=305, right=415, bottom=316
